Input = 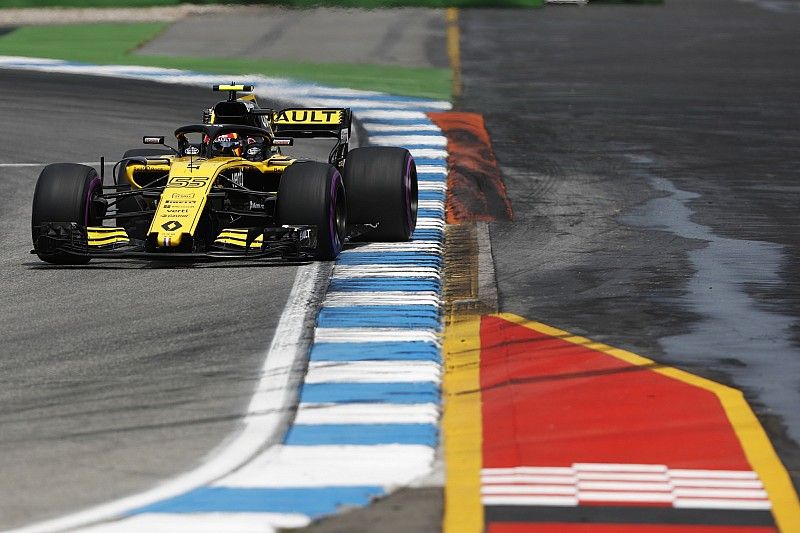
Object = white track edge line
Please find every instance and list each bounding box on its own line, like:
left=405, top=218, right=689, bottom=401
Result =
left=0, top=57, right=447, bottom=530
left=11, top=262, right=330, bottom=533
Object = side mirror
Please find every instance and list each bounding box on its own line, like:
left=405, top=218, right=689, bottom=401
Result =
left=272, top=138, right=294, bottom=147
left=143, top=136, right=165, bottom=145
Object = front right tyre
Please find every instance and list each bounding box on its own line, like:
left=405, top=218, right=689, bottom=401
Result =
left=277, top=161, right=346, bottom=260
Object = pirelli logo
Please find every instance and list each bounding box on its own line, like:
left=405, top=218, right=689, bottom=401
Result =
left=273, top=109, right=343, bottom=125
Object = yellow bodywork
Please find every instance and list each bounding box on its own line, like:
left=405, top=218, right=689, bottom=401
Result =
left=215, top=84, right=250, bottom=92
left=87, top=226, right=129, bottom=247
left=214, top=228, right=263, bottom=250
left=273, top=108, right=343, bottom=125
left=123, top=155, right=294, bottom=248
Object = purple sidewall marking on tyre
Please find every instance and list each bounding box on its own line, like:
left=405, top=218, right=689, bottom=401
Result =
left=404, top=155, right=415, bottom=234
left=330, top=170, right=342, bottom=254
left=84, top=174, right=102, bottom=226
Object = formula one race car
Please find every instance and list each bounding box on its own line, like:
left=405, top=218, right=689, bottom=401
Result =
left=31, top=84, right=418, bottom=263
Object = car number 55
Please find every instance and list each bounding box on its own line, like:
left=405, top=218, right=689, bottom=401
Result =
left=169, top=176, right=209, bottom=188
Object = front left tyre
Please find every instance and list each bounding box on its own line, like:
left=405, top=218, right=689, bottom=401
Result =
left=31, top=163, right=102, bottom=264
left=343, top=146, right=417, bottom=241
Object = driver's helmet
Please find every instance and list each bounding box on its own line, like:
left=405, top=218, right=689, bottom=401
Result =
left=211, top=133, right=242, bottom=157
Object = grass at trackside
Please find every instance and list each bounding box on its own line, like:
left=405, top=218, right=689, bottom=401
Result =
left=0, top=23, right=452, bottom=100
left=141, top=56, right=452, bottom=100
left=0, top=0, right=545, bottom=7
left=0, top=23, right=168, bottom=62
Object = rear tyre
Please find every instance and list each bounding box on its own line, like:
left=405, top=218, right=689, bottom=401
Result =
left=116, top=148, right=173, bottom=239
left=343, top=146, right=417, bottom=241
left=277, top=162, right=346, bottom=260
left=31, top=163, right=102, bottom=264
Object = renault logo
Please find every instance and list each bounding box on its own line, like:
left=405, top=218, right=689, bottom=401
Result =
left=161, top=220, right=182, bottom=231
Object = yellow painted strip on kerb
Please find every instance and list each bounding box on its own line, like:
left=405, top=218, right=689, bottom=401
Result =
left=446, top=7, right=462, bottom=100
left=495, top=313, right=800, bottom=533
left=443, top=314, right=483, bottom=533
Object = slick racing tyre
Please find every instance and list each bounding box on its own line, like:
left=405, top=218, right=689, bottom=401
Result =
left=116, top=148, right=173, bottom=239
left=343, top=146, right=417, bottom=241
left=31, top=163, right=102, bottom=264
left=277, top=162, right=346, bottom=260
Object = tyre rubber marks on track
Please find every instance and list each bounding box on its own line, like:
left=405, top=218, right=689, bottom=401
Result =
left=431, top=106, right=798, bottom=532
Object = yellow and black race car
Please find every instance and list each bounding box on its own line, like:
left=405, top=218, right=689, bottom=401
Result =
left=31, top=84, right=418, bottom=263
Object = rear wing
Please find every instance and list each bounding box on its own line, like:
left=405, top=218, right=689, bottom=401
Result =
left=273, top=107, right=352, bottom=166
left=273, top=108, right=351, bottom=137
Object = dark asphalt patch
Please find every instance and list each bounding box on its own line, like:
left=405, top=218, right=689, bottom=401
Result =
left=484, top=506, right=775, bottom=526
left=295, top=487, right=443, bottom=533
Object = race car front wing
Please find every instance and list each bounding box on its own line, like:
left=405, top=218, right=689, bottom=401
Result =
left=32, top=222, right=319, bottom=261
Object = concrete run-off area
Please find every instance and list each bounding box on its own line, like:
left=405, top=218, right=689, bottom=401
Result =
left=136, top=7, right=449, bottom=69
left=0, top=5, right=235, bottom=25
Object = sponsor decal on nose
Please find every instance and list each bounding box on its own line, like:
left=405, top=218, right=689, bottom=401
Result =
left=161, top=220, right=182, bottom=232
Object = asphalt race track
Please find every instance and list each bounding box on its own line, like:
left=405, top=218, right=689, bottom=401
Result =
left=460, top=0, right=800, bottom=488
left=0, top=71, right=330, bottom=530
left=1, top=0, right=799, bottom=530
